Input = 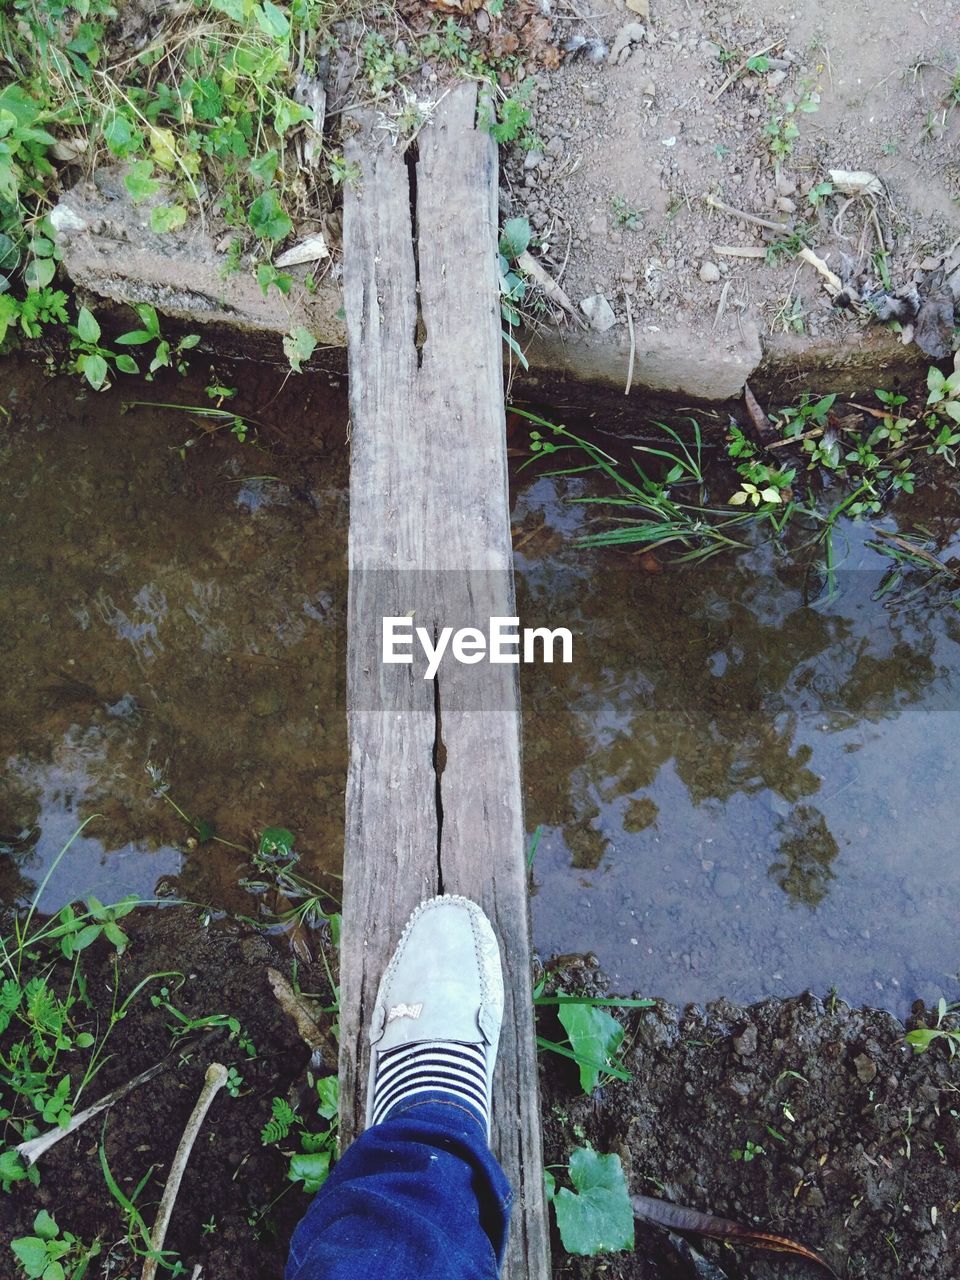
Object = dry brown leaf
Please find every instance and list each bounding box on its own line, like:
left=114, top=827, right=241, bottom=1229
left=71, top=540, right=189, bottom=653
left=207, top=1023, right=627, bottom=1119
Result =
left=632, top=1195, right=839, bottom=1277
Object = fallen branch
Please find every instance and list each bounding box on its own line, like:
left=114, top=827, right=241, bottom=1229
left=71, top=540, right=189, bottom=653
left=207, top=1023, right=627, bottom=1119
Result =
left=267, top=967, right=338, bottom=1070
left=142, top=1063, right=228, bottom=1280
left=711, top=40, right=784, bottom=101
left=17, top=1063, right=165, bottom=1167
left=704, top=194, right=789, bottom=234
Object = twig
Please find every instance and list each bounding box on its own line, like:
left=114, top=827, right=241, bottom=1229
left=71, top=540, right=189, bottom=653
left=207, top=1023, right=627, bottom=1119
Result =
left=797, top=246, right=843, bottom=296
left=712, top=244, right=768, bottom=258
left=704, top=194, right=789, bottom=233
left=517, top=250, right=586, bottom=327
left=142, top=1064, right=228, bottom=1280
left=767, top=425, right=824, bottom=449
left=623, top=289, right=636, bottom=396
left=16, top=1064, right=166, bottom=1167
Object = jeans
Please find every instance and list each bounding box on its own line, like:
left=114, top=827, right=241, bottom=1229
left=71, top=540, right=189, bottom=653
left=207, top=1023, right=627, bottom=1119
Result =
left=285, top=1092, right=513, bottom=1280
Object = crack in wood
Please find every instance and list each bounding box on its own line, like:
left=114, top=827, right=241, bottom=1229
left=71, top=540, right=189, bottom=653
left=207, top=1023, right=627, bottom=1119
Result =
left=405, top=143, right=426, bottom=367
left=432, top=658, right=446, bottom=890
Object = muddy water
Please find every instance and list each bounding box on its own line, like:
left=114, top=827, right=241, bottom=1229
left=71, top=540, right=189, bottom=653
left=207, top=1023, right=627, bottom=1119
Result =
left=2, top=357, right=958, bottom=1018
left=0, top=357, right=348, bottom=915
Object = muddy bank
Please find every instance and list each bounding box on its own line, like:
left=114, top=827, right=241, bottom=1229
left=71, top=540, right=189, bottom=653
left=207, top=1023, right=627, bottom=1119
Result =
left=2, top=908, right=956, bottom=1278
left=542, top=965, right=960, bottom=1280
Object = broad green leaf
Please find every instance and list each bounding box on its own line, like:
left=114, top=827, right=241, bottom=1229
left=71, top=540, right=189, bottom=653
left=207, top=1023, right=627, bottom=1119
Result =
left=33, top=1210, right=58, bottom=1240
left=11, top=1236, right=48, bottom=1278
left=124, top=159, right=160, bottom=203
left=315, top=1076, right=338, bottom=1120
left=115, top=354, right=139, bottom=374
left=150, top=204, right=187, bottom=234
left=76, top=306, right=100, bottom=344
left=249, top=149, right=278, bottom=185
left=43, top=1262, right=65, bottom=1280
left=289, top=1150, right=331, bottom=1193
left=557, top=1001, right=624, bottom=1093
left=79, top=352, right=108, bottom=390
left=0, top=293, right=19, bottom=344
left=103, top=113, right=140, bottom=157
left=553, top=1148, right=634, bottom=1256
left=259, top=827, right=294, bottom=856
left=115, top=329, right=153, bottom=346
left=905, top=1028, right=938, bottom=1052
left=208, top=0, right=247, bottom=19
left=544, top=1168, right=556, bottom=1201
left=274, top=97, right=311, bottom=136
left=25, top=257, right=55, bottom=289
left=283, top=325, right=316, bottom=373
left=256, top=1, right=290, bottom=38
left=72, top=923, right=102, bottom=951
left=103, top=921, right=128, bottom=949
left=248, top=190, right=291, bottom=242
left=499, top=216, right=531, bottom=261
left=0, top=1148, right=29, bottom=1190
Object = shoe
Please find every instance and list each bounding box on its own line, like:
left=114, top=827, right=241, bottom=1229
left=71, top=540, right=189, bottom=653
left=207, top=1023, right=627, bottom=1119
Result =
left=366, top=894, right=504, bottom=1139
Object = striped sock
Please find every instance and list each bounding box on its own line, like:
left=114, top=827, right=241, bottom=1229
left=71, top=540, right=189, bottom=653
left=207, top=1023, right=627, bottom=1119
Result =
left=370, top=1040, right=489, bottom=1129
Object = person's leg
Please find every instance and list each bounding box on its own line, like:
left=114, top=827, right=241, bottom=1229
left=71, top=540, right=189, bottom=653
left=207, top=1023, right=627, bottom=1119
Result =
left=285, top=896, right=513, bottom=1280
left=285, top=1093, right=511, bottom=1280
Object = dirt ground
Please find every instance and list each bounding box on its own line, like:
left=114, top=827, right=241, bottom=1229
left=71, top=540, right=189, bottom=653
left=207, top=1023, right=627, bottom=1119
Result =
left=501, top=0, right=960, bottom=352
left=2, top=911, right=957, bottom=1278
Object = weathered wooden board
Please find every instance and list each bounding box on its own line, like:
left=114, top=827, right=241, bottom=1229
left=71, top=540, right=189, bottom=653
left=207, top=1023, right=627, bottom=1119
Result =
left=340, top=83, right=550, bottom=1280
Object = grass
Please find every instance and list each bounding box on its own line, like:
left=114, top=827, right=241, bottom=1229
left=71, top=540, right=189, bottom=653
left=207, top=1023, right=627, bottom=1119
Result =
left=0, top=0, right=533, bottom=382
left=518, top=368, right=960, bottom=598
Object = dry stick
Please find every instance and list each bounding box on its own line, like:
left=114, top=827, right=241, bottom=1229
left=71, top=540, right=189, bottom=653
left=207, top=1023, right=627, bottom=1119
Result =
left=704, top=194, right=789, bottom=234
left=623, top=288, right=636, bottom=396
left=142, top=1064, right=228, bottom=1280
left=17, top=1063, right=165, bottom=1167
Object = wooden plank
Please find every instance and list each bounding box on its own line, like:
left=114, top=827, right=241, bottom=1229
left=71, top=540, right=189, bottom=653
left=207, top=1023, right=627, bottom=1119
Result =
left=340, top=83, right=550, bottom=1280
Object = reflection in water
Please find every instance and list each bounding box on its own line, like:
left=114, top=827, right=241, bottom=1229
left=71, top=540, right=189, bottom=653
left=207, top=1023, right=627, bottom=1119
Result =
left=3, top=357, right=959, bottom=1020
left=0, top=356, right=347, bottom=915
left=769, top=804, right=838, bottom=907
left=517, top=472, right=960, bottom=1017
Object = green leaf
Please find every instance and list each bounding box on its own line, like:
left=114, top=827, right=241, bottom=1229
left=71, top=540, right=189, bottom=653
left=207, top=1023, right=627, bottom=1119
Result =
left=11, top=1237, right=48, bottom=1278
left=102, top=922, right=128, bottom=950
left=72, top=923, right=102, bottom=951
left=905, top=1028, right=938, bottom=1052
left=115, top=329, right=153, bottom=346
left=499, top=216, right=531, bottom=261
left=289, top=1150, right=331, bottom=1194
left=249, top=149, right=279, bottom=185
left=124, top=159, right=160, bottom=203
left=103, top=113, right=140, bottom=158
left=0, top=232, right=20, bottom=272
left=0, top=1148, right=29, bottom=1190
left=150, top=204, right=187, bottom=234
left=43, top=1262, right=65, bottom=1280
left=557, top=1001, right=625, bottom=1094
left=256, top=0, right=290, bottom=37
left=259, top=827, right=294, bottom=856
left=78, top=352, right=108, bottom=390
left=76, top=306, right=100, bottom=344
left=25, top=257, right=55, bottom=289
left=115, top=354, right=139, bottom=375
left=315, top=1076, right=338, bottom=1120
left=544, top=1168, right=556, bottom=1202
left=248, top=190, right=292, bottom=242
left=283, top=325, right=316, bottom=373
left=33, top=1210, right=58, bottom=1240
left=0, top=293, right=19, bottom=345
left=553, top=1148, right=634, bottom=1256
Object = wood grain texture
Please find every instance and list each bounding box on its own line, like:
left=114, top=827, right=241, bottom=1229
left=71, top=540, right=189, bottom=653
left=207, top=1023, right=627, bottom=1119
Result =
left=340, top=83, right=550, bottom=1280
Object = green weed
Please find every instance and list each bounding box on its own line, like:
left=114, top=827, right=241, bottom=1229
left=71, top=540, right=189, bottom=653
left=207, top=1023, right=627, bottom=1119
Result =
left=10, top=1208, right=100, bottom=1280
left=261, top=1072, right=338, bottom=1194
left=905, top=998, right=960, bottom=1058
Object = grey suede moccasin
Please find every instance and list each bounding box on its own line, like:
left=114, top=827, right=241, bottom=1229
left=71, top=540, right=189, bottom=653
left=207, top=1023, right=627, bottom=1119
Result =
left=366, top=894, right=505, bottom=1139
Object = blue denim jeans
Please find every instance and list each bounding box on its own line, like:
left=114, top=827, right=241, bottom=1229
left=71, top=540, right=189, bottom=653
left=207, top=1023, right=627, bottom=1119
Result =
left=285, top=1093, right=513, bottom=1280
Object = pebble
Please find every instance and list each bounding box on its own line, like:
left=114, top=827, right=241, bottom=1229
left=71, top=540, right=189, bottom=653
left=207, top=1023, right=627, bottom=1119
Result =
left=523, top=150, right=543, bottom=170
left=853, top=1053, right=878, bottom=1084
left=714, top=870, right=741, bottom=898
left=579, top=293, right=616, bottom=331
left=699, top=260, right=721, bottom=283
left=545, top=135, right=564, bottom=157
left=776, top=171, right=797, bottom=196
left=733, top=1023, right=758, bottom=1057
left=767, top=69, right=787, bottom=88
left=776, top=196, right=797, bottom=213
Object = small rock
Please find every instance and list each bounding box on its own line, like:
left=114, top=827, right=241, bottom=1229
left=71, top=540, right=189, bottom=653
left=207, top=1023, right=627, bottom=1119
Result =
left=853, top=1053, right=878, bottom=1084
left=475, top=6, right=489, bottom=32
left=767, top=69, right=787, bottom=88
left=699, top=260, right=721, bottom=283
left=640, top=79, right=656, bottom=97
left=733, top=1023, right=758, bottom=1057
left=580, top=293, right=616, bottom=331
left=587, top=213, right=608, bottom=238
left=775, top=196, right=797, bottom=213
left=714, top=870, right=740, bottom=897
left=545, top=135, right=564, bottom=157
left=609, top=22, right=646, bottom=65
left=523, top=150, right=544, bottom=170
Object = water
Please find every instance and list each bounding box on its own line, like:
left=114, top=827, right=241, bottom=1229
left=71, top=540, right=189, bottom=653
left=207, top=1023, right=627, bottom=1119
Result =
left=2, top=357, right=958, bottom=1017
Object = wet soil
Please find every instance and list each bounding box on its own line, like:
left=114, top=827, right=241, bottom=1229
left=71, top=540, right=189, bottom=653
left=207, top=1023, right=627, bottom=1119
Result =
left=541, top=960, right=960, bottom=1280
left=0, top=908, right=339, bottom=1278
